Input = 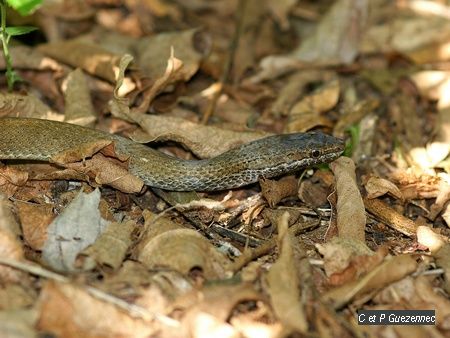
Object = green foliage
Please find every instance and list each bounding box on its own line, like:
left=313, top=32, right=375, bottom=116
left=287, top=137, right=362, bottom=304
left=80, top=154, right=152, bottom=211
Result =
left=6, top=0, right=41, bottom=15
left=0, top=0, right=41, bottom=90
left=344, top=124, right=359, bottom=157
left=5, top=25, right=37, bottom=36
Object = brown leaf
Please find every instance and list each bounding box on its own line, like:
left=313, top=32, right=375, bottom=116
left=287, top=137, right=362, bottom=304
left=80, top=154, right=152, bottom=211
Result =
left=38, top=40, right=123, bottom=83
left=137, top=228, right=231, bottom=280
left=330, top=157, right=366, bottom=241
left=77, top=220, right=135, bottom=271
left=0, top=195, right=24, bottom=282
left=0, top=165, right=29, bottom=198
left=122, top=112, right=268, bottom=159
left=260, top=176, right=298, bottom=208
left=294, top=0, right=368, bottom=64
left=321, top=255, right=418, bottom=309
left=265, top=212, right=308, bottom=333
left=37, top=280, right=156, bottom=338
left=364, top=175, right=403, bottom=200
left=17, top=202, right=54, bottom=251
left=135, top=28, right=210, bottom=80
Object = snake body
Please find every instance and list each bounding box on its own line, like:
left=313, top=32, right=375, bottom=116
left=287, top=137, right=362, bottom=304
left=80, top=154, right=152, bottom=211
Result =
left=0, top=118, right=344, bottom=191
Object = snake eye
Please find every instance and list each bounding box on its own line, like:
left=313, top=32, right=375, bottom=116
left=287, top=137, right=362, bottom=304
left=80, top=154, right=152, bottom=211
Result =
left=311, top=149, right=321, bottom=158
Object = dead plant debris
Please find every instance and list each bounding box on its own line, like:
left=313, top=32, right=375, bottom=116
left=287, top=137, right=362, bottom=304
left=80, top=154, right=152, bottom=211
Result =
left=0, top=0, right=449, bottom=337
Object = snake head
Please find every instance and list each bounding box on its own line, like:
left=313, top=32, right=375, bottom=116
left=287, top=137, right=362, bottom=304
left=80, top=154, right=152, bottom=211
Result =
left=236, top=132, right=345, bottom=178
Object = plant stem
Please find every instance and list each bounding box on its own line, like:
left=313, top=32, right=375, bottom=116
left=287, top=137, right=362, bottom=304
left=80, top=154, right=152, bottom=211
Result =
left=0, top=0, right=15, bottom=91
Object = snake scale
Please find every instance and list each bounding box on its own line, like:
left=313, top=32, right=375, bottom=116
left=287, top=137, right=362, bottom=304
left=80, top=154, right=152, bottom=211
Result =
left=0, top=118, right=345, bottom=191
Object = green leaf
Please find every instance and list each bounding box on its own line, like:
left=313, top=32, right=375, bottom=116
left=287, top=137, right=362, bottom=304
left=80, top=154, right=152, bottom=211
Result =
left=5, top=25, right=37, bottom=36
left=6, top=0, right=42, bottom=16
left=343, top=124, right=360, bottom=157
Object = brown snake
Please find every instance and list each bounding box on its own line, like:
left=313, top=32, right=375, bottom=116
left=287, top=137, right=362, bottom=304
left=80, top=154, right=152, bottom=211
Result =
left=0, top=118, right=344, bottom=191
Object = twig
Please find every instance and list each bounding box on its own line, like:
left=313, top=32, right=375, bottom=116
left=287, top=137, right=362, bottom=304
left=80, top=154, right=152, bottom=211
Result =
left=201, top=0, right=247, bottom=124
left=0, top=257, right=179, bottom=327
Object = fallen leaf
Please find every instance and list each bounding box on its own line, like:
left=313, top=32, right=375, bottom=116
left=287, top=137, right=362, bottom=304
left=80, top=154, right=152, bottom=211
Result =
left=42, top=189, right=109, bottom=272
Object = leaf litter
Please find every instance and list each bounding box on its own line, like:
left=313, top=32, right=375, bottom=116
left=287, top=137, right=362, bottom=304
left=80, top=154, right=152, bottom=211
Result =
left=0, top=0, right=449, bottom=337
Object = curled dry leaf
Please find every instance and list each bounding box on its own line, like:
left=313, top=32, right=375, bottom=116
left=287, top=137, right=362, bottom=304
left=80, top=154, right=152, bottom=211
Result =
left=270, top=70, right=325, bottom=116
left=428, top=181, right=450, bottom=221
left=321, top=254, right=417, bottom=309
left=328, top=246, right=388, bottom=286
left=416, top=226, right=445, bottom=253
left=138, top=229, right=230, bottom=280
left=77, top=220, right=135, bottom=271
left=316, top=237, right=374, bottom=278
left=51, top=139, right=144, bottom=194
left=135, top=28, right=210, bottom=81
left=390, top=170, right=441, bottom=200
left=286, top=78, right=339, bottom=133
left=252, top=0, right=368, bottom=82
left=132, top=51, right=184, bottom=114
left=64, top=154, right=144, bottom=193
left=330, top=157, right=366, bottom=241
left=265, top=212, right=308, bottom=333
left=364, top=175, right=403, bottom=200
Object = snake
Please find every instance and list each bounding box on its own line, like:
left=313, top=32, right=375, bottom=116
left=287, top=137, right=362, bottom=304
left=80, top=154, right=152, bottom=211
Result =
left=0, top=118, right=345, bottom=191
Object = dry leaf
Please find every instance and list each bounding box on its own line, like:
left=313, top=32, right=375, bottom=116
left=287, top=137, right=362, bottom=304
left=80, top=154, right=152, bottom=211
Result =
left=0, top=92, right=58, bottom=120
left=135, top=28, right=210, bottom=80
left=265, top=212, right=308, bottom=333
left=0, top=194, right=24, bottom=282
left=269, top=70, right=325, bottom=116
left=122, top=112, right=267, bottom=159
left=42, top=189, right=109, bottom=272
left=17, top=202, right=54, bottom=251
left=63, top=68, right=96, bottom=126
left=37, top=280, right=156, bottom=338
left=330, top=157, right=366, bottom=241
left=77, top=220, right=135, bottom=271
left=138, top=228, right=231, bottom=279
left=0, top=309, right=37, bottom=338
left=365, top=176, right=403, bottom=200
left=39, top=40, right=123, bottom=83
left=260, top=176, right=298, bottom=208
left=322, top=255, right=418, bottom=309
left=0, top=165, right=29, bottom=198
left=177, top=284, right=261, bottom=338
left=316, top=237, right=374, bottom=277
left=286, top=79, right=339, bottom=133
left=294, top=0, right=368, bottom=64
